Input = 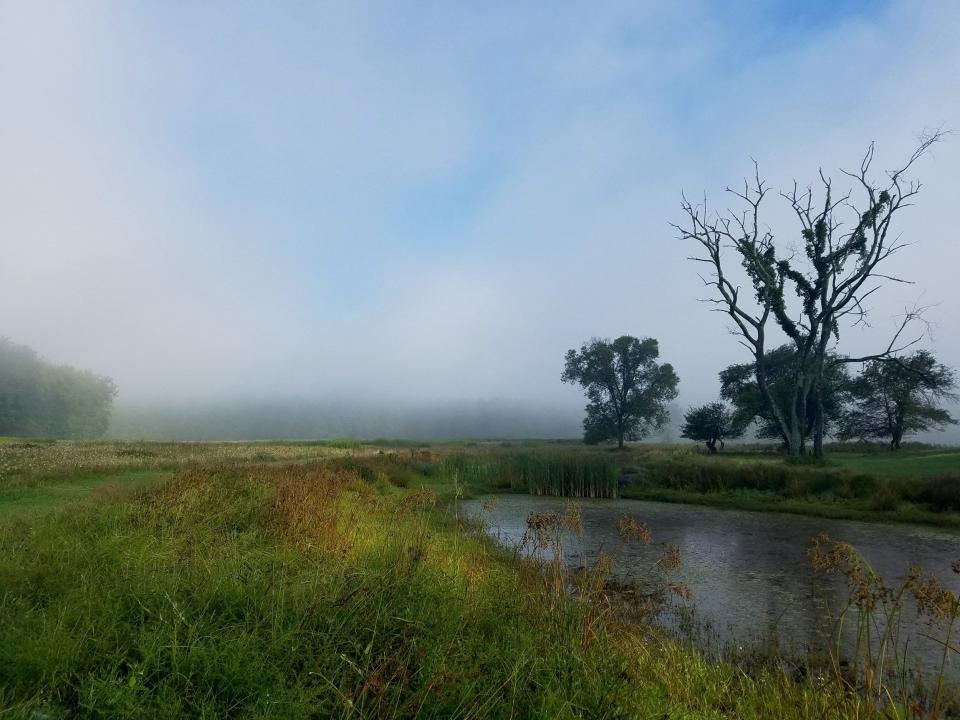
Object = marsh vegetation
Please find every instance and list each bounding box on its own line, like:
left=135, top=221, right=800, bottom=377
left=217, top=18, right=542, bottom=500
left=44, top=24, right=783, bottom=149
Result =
left=2, top=440, right=959, bottom=718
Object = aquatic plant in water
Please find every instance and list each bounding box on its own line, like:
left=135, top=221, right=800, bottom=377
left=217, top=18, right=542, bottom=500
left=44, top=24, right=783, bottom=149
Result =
left=810, top=533, right=960, bottom=717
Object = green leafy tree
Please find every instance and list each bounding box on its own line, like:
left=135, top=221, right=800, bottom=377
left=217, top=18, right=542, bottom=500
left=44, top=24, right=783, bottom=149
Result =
left=719, top=344, right=852, bottom=449
left=840, top=351, right=957, bottom=450
left=0, top=338, right=117, bottom=438
left=562, top=336, right=679, bottom=449
left=681, top=401, right=740, bottom=453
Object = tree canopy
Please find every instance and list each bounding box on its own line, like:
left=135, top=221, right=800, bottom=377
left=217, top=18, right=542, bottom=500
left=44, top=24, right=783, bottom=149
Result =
left=0, top=338, right=117, bottom=439
left=680, top=401, right=740, bottom=453
left=840, top=351, right=956, bottom=449
left=562, top=336, right=679, bottom=448
left=719, top=344, right=851, bottom=448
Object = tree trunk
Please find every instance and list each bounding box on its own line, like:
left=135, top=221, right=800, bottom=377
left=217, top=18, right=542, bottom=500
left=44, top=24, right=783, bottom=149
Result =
left=786, top=427, right=803, bottom=457
left=706, top=439, right=717, bottom=454
left=812, top=391, right=825, bottom=458
left=755, top=341, right=797, bottom=456
left=891, top=412, right=904, bottom=452
left=786, top=386, right=805, bottom=457
left=617, top=427, right=624, bottom=450
left=811, top=330, right=831, bottom=459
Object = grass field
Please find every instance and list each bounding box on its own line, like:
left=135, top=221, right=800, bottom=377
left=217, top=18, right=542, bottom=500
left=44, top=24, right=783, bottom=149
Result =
left=0, top=470, right=164, bottom=519
left=831, top=447, right=960, bottom=478
left=1, top=440, right=959, bottom=718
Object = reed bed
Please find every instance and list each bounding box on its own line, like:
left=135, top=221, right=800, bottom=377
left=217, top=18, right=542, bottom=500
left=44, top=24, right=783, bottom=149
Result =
left=443, top=451, right=618, bottom=498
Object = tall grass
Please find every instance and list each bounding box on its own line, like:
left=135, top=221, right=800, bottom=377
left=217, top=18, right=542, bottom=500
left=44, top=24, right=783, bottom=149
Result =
left=444, top=451, right=618, bottom=498
left=810, top=533, right=960, bottom=717
left=625, top=455, right=960, bottom=514
left=0, top=460, right=910, bottom=718
left=631, top=456, right=878, bottom=498
left=0, top=440, right=346, bottom=489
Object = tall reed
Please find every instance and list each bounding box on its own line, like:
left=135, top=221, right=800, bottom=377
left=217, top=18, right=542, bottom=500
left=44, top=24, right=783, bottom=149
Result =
left=810, top=533, right=960, bottom=717
left=443, top=451, right=618, bottom=498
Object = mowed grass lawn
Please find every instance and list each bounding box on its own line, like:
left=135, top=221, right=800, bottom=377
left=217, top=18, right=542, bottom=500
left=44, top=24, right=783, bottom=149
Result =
left=831, top=447, right=960, bottom=478
left=650, top=446, right=960, bottom=479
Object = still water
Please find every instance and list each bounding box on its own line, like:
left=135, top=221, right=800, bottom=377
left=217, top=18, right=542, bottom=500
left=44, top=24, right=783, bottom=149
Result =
left=463, top=495, right=960, bottom=681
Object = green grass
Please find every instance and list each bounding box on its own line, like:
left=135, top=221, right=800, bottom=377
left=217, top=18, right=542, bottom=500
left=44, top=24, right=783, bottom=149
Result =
left=0, top=458, right=904, bottom=719
left=372, top=441, right=960, bottom=527
left=2, top=439, right=958, bottom=526
left=0, top=439, right=349, bottom=491
left=442, top=451, right=618, bottom=498
left=831, top=447, right=960, bottom=478
left=0, top=470, right=164, bottom=519
left=623, top=486, right=960, bottom=527
left=581, top=445, right=960, bottom=527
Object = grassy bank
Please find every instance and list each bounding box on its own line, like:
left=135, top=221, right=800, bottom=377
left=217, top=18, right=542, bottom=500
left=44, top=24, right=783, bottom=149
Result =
left=0, top=439, right=362, bottom=491
left=612, top=447, right=960, bottom=527
left=2, top=439, right=959, bottom=527
left=0, top=447, right=934, bottom=718
left=427, top=443, right=960, bottom=527
left=622, top=486, right=960, bottom=527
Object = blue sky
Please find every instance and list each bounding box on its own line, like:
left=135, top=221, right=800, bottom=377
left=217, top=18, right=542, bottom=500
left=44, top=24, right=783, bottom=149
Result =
left=1, top=1, right=959, bottom=421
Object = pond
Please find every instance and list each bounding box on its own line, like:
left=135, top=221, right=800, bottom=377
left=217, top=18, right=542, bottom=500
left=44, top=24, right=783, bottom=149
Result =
left=462, top=495, right=960, bottom=684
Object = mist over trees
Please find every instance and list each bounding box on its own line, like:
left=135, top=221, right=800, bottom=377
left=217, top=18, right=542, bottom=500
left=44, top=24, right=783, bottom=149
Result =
left=4, top=134, right=956, bottom=451
left=107, top=398, right=586, bottom=442
left=0, top=338, right=117, bottom=438
left=840, top=351, right=957, bottom=450
left=681, top=402, right=740, bottom=453
left=562, top=336, right=679, bottom=448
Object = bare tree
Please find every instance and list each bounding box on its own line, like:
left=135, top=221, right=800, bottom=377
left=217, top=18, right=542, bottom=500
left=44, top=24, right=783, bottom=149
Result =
left=675, top=131, right=944, bottom=456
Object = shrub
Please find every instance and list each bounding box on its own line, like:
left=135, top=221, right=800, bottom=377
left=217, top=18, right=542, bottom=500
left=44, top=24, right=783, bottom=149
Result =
left=869, top=483, right=902, bottom=512
left=408, top=461, right=436, bottom=477
left=901, top=475, right=960, bottom=513
left=639, top=458, right=794, bottom=494
left=849, top=474, right=879, bottom=499
left=328, top=438, right=362, bottom=449
left=387, top=471, right=410, bottom=488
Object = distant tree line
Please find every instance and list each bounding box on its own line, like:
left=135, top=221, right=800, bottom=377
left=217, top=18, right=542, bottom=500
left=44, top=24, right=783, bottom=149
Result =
left=108, top=398, right=586, bottom=441
left=0, top=338, right=117, bottom=438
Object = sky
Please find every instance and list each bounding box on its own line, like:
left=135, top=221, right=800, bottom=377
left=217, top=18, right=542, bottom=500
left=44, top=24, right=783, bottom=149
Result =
left=1, top=1, right=959, bottom=431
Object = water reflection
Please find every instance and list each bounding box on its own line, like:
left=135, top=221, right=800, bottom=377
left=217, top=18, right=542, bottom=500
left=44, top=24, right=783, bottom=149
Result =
left=463, top=495, right=960, bottom=681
